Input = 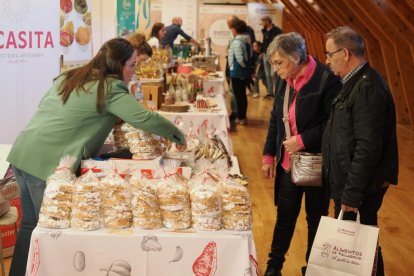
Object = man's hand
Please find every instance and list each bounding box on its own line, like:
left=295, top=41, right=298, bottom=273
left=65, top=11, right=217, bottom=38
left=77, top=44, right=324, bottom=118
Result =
left=341, top=204, right=358, bottom=213
left=262, top=163, right=275, bottom=179
left=282, top=137, right=301, bottom=155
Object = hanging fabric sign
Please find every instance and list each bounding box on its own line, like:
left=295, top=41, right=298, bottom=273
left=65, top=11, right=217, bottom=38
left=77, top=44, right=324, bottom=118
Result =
left=117, top=0, right=136, bottom=37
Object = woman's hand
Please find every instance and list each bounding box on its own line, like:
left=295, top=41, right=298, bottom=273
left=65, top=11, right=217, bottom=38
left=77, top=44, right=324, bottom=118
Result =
left=262, top=163, right=275, bottom=179
left=283, top=136, right=301, bottom=155
left=175, top=141, right=187, bottom=152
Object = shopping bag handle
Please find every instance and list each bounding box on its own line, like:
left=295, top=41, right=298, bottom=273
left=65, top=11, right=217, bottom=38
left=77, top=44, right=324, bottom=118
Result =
left=338, top=210, right=361, bottom=223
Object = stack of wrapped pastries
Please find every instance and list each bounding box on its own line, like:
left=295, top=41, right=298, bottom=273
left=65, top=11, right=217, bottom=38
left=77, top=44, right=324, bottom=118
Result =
left=100, top=173, right=132, bottom=228
left=38, top=159, right=76, bottom=229
left=71, top=171, right=101, bottom=230
left=220, top=179, right=252, bottom=230
left=125, top=129, right=163, bottom=160
left=156, top=175, right=192, bottom=230
left=129, top=174, right=163, bottom=229
left=190, top=179, right=221, bottom=231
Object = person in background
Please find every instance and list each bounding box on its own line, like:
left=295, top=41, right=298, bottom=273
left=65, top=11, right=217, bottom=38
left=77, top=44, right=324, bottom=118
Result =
left=251, top=40, right=267, bottom=98
left=228, top=19, right=251, bottom=126
left=262, top=32, right=341, bottom=276
left=227, top=15, right=256, bottom=47
left=322, top=26, right=398, bottom=276
left=161, top=16, right=202, bottom=49
left=226, top=16, right=254, bottom=127
left=260, top=16, right=283, bottom=99
left=227, top=15, right=255, bottom=96
left=147, top=22, right=167, bottom=49
left=7, top=38, right=186, bottom=276
left=126, top=33, right=153, bottom=97
left=127, top=33, right=153, bottom=65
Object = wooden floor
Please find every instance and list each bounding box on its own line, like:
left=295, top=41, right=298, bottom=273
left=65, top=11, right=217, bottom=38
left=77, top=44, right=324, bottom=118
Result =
left=3, top=92, right=413, bottom=276
left=231, top=92, right=414, bottom=275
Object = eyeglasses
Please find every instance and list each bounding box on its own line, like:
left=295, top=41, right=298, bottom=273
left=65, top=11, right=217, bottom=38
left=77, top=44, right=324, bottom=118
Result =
left=325, top=48, right=344, bottom=59
left=270, top=59, right=285, bottom=69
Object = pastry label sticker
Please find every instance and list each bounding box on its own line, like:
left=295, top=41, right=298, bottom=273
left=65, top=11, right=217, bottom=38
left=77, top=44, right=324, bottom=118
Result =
left=44, top=183, right=60, bottom=199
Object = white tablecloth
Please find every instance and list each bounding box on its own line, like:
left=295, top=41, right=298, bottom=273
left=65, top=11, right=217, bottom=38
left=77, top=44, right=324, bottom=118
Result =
left=27, top=227, right=258, bottom=276
left=159, top=95, right=233, bottom=155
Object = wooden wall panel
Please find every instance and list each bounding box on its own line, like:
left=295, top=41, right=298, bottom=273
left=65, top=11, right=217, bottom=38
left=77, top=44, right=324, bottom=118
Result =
left=349, top=0, right=413, bottom=128
left=373, top=0, right=414, bottom=43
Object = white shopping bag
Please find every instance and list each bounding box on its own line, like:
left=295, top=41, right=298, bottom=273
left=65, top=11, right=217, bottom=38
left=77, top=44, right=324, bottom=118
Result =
left=306, top=211, right=379, bottom=276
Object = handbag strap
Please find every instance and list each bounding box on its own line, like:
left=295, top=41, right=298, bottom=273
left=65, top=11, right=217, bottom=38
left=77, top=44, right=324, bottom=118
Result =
left=282, top=84, right=292, bottom=139
left=282, top=70, right=329, bottom=140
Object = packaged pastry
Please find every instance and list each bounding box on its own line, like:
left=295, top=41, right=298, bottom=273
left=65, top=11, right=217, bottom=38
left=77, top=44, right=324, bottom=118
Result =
left=155, top=161, right=191, bottom=229
left=129, top=172, right=162, bottom=229
left=220, top=178, right=252, bottom=231
left=165, top=122, right=199, bottom=161
left=120, top=124, right=164, bottom=160
left=189, top=160, right=222, bottom=230
left=100, top=170, right=132, bottom=228
left=70, top=171, right=101, bottom=230
left=113, top=121, right=129, bottom=150
left=190, top=184, right=221, bottom=231
left=38, top=156, right=76, bottom=229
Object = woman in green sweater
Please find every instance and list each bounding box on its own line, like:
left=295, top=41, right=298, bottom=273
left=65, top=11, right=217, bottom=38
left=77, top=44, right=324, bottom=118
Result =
left=7, top=37, right=186, bottom=276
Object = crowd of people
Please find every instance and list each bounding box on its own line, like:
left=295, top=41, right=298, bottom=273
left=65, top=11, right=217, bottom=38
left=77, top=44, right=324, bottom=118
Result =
left=5, top=10, right=398, bottom=276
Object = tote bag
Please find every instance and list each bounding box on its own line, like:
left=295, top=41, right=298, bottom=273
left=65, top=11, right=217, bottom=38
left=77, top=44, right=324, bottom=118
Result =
left=306, top=211, right=379, bottom=276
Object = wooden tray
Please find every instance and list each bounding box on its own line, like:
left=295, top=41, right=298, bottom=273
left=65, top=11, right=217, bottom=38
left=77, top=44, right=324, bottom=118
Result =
left=160, top=103, right=190, bottom=112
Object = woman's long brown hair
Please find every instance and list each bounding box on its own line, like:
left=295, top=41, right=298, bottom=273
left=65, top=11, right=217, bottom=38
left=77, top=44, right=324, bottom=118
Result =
left=57, top=38, right=135, bottom=113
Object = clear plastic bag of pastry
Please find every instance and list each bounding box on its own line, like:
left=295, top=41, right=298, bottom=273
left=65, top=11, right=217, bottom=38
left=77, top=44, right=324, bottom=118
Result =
left=165, top=121, right=199, bottom=163
left=201, top=135, right=232, bottom=166
left=80, top=159, right=114, bottom=179
left=124, top=127, right=165, bottom=160
left=189, top=159, right=219, bottom=187
left=213, top=158, right=248, bottom=186
left=219, top=176, right=252, bottom=231
left=71, top=170, right=102, bottom=230
left=128, top=170, right=162, bottom=229
left=155, top=160, right=191, bottom=229
left=100, top=167, right=132, bottom=228
left=38, top=155, right=77, bottom=229
left=189, top=159, right=221, bottom=230
left=112, top=121, right=129, bottom=150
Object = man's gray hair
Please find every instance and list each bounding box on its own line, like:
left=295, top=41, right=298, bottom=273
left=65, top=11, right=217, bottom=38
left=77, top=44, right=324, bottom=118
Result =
left=266, top=32, right=307, bottom=65
left=261, top=16, right=272, bottom=24
left=326, top=26, right=365, bottom=57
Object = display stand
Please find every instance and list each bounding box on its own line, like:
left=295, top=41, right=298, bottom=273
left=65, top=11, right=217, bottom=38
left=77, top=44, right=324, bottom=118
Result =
left=140, top=78, right=164, bottom=110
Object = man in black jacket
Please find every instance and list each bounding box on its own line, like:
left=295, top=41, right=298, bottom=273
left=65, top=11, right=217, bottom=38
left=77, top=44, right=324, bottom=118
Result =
left=322, top=26, right=398, bottom=276
left=260, top=16, right=282, bottom=98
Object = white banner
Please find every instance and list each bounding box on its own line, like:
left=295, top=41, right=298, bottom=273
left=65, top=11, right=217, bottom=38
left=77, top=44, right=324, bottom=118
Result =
left=247, top=3, right=283, bottom=43
left=0, top=0, right=60, bottom=144
left=198, top=5, right=248, bottom=72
